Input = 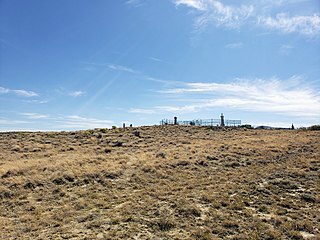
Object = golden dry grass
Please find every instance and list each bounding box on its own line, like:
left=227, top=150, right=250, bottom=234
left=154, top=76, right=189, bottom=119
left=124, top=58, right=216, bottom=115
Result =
left=0, top=126, right=319, bottom=239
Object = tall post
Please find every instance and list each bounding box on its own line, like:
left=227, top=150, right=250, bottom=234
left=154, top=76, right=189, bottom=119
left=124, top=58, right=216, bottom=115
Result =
left=174, top=116, right=178, bottom=125
left=220, top=113, right=225, bottom=127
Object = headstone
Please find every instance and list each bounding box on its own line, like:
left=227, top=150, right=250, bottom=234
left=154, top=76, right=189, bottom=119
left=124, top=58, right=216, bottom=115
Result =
left=220, top=113, right=225, bottom=127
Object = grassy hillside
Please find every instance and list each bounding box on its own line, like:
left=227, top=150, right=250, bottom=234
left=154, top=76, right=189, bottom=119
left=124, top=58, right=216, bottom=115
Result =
left=0, top=126, right=319, bottom=239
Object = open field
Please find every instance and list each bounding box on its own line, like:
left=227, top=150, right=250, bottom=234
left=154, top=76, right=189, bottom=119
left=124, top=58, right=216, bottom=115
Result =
left=0, top=126, right=319, bottom=239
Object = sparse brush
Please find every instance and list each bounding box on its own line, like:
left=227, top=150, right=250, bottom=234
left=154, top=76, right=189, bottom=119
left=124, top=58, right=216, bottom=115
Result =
left=0, top=126, right=319, bottom=239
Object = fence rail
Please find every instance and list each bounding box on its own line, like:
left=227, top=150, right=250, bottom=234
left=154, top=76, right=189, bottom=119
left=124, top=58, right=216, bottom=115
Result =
left=160, top=118, right=241, bottom=127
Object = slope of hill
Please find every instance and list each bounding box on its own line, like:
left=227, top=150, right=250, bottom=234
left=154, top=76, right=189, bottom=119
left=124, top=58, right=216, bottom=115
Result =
left=0, top=126, right=319, bottom=239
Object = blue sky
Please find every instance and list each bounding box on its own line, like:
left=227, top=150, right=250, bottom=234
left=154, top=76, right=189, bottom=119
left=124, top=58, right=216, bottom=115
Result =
left=1, top=0, right=319, bottom=131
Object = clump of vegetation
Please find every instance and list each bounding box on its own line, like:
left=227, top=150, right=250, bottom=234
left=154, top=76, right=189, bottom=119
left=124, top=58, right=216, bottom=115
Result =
left=99, top=128, right=108, bottom=133
left=152, top=218, right=175, bottom=231
left=307, top=125, right=320, bottom=131
left=133, top=130, right=141, bottom=137
left=239, top=124, right=253, bottom=129
left=156, top=151, right=166, bottom=158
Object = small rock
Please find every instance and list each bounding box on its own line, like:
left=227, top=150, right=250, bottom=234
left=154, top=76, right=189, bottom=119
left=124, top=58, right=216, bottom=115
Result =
left=97, top=233, right=104, bottom=239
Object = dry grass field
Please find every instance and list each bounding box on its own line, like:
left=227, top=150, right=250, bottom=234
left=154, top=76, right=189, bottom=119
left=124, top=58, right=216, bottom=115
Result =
left=0, top=125, right=319, bottom=239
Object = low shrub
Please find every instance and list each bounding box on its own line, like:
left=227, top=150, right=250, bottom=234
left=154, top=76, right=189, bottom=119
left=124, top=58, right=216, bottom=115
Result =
left=307, top=125, right=320, bottom=131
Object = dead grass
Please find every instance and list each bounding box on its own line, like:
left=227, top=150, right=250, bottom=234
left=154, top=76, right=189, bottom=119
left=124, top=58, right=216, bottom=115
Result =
left=0, top=126, right=319, bottom=239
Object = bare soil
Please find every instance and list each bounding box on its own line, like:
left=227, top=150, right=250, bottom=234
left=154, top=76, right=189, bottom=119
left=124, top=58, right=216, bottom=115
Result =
left=0, top=126, right=319, bottom=239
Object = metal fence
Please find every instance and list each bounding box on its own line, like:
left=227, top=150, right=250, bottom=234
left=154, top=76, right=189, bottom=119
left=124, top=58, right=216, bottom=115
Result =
left=160, top=118, right=241, bottom=127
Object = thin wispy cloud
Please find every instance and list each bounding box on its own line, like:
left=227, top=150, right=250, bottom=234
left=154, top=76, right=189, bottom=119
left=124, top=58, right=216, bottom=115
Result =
left=125, top=0, right=143, bottom=7
left=148, top=75, right=320, bottom=117
left=259, top=14, right=320, bottom=36
left=225, top=42, right=243, bottom=49
left=129, top=108, right=156, bottom=114
left=1, top=113, right=114, bottom=131
left=82, top=62, right=139, bottom=74
left=0, top=87, right=10, bottom=94
left=129, top=105, right=198, bottom=114
left=21, top=113, right=49, bottom=119
left=69, top=91, right=86, bottom=97
left=55, top=88, right=85, bottom=98
left=175, top=0, right=206, bottom=11
left=108, top=64, right=138, bottom=74
left=148, top=57, right=164, bottom=62
left=13, top=90, right=38, bottom=97
left=174, top=0, right=320, bottom=36
left=0, top=118, right=31, bottom=125
left=84, top=62, right=175, bottom=86
left=55, top=115, right=113, bottom=129
left=144, top=76, right=181, bottom=85
left=126, top=0, right=139, bottom=4
left=280, top=44, right=293, bottom=55
left=82, top=65, right=96, bottom=72
left=24, top=99, right=49, bottom=104
left=0, top=86, right=38, bottom=97
left=82, top=61, right=104, bottom=66
left=156, top=105, right=198, bottom=113
left=175, top=0, right=254, bottom=30
left=83, top=61, right=179, bottom=87
left=259, top=0, right=312, bottom=9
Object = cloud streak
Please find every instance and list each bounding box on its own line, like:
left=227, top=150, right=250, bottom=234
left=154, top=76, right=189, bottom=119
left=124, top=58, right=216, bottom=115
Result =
left=69, top=91, right=86, bottom=97
left=175, top=0, right=206, bottom=11
left=21, top=113, right=49, bottom=119
left=108, top=64, right=138, bottom=74
left=137, top=76, right=320, bottom=117
left=0, top=87, right=38, bottom=97
left=125, top=0, right=143, bottom=7
left=225, top=42, right=243, bottom=49
left=55, top=115, right=113, bottom=129
left=175, top=0, right=254, bottom=29
left=148, top=57, right=164, bottom=62
left=259, top=13, right=320, bottom=36
left=174, top=0, right=320, bottom=36
left=0, top=113, right=114, bottom=131
left=129, top=108, right=156, bottom=114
